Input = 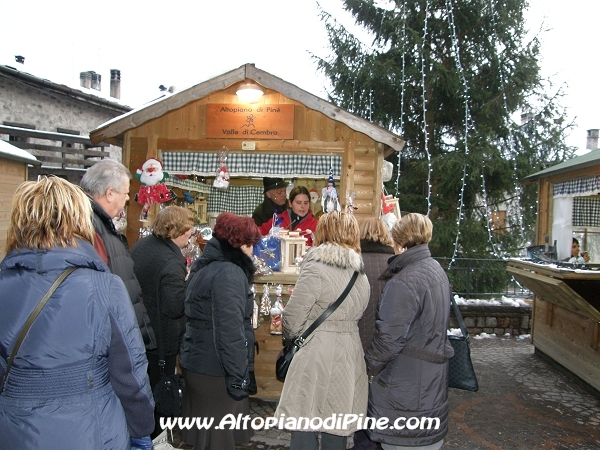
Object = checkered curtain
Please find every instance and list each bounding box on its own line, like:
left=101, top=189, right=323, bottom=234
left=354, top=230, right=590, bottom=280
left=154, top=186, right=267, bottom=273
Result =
left=572, top=197, right=600, bottom=227
left=553, top=175, right=600, bottom=198
left=163, top=174, right=211, bottom=193
left=207, top=185, right=264, bottom=216
left=162, top=152, right=342, bottom=179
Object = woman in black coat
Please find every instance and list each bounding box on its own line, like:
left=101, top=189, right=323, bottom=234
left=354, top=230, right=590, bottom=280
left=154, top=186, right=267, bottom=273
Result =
left=179, top=213, right=261, bottom=450
left=131, top=205, right=194, bottom=440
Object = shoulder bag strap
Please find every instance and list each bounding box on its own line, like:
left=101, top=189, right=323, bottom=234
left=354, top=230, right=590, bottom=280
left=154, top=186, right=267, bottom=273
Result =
left=296, top=270, right=359, bottom=345
left=2, top=267, right=76, bottom=393
left=155, top=263, right=167, bottom=374
left=451, top=291, right=470, bottom=339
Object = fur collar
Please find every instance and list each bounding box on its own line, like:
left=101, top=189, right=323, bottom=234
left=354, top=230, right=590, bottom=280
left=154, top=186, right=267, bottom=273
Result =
left=303, top=243, right=364, bottom=273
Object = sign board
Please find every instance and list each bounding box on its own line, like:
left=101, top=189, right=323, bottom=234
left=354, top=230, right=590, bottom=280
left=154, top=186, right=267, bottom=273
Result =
left=206, top=104, right=294, bottom=139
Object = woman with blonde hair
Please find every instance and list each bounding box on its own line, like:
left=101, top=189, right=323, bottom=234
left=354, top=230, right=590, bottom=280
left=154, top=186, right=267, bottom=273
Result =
left=365, top=213, right=453, bottom=450
left=0, top=176, right=154, bottom=449
left=276, top=211, right=370, bottom=450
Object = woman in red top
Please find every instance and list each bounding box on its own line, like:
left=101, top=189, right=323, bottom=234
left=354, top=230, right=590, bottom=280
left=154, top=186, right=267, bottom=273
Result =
left=259, top=186, right=319, bottom=246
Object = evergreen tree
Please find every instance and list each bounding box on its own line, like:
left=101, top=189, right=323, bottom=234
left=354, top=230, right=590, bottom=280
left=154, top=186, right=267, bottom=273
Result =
left=315, top=0, right=575, bottom=258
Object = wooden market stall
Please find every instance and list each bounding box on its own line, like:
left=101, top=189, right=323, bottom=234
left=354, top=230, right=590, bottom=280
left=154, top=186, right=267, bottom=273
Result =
left=90, top=63, right=404, bottom=245
left=90, top=63, right=405, bottom=399
left=0, top=140, right=40, bottom=260
left=506, top=149, right=600, bottom=394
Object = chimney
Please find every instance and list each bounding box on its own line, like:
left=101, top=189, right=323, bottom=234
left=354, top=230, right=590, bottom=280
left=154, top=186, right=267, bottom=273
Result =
left=586, top=129, right=599, bottom=151
left=521, top=112, right=534, bottom=125
left=110, top=69, right=121, bottom=99
left=80, top=71, right=92, bottom=89
left=90, top=72, right=101, bottom=91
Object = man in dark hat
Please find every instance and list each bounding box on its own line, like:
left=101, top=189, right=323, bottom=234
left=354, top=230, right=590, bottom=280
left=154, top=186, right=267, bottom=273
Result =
left=252, top=177, right=289, bottom=227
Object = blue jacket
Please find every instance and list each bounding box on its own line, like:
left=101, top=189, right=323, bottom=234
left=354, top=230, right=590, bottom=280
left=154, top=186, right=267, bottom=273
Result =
left=0, top=241, right=155, bottom=450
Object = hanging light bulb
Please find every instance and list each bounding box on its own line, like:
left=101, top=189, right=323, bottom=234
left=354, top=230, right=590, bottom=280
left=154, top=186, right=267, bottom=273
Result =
left=236, top=82, right=264, bottom=104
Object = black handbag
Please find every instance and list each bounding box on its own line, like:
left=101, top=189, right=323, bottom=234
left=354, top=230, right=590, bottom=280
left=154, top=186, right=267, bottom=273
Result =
left=448, top=295, right=479, bottom=391
left=275, top=271, right=359, bottom=382
left=153, top=372, right=185, bottom=417
left=152, top=278, right=185, bottom=417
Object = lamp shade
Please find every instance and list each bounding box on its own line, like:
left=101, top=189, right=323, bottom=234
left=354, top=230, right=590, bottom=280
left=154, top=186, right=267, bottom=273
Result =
left=236, top=82, right=264, bottom=103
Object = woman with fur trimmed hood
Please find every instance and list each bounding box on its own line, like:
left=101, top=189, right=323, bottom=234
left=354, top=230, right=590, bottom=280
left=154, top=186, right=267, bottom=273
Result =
left=275, top=211, right=370, bottom=450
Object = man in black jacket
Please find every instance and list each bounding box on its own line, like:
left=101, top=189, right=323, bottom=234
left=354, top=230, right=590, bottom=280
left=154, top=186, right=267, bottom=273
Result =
left=81, top=159, right=156, bottom=350
left=252, top=177, right=289, bottom=227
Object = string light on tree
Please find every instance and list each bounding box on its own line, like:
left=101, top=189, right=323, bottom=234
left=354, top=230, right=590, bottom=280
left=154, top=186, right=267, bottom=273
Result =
left=480, top=167, right=502, bottom=258
left=446, top=0, right=473, bottom=267
left=488, top=0, right=526, bottom=244
left=395, top=0, right=407, bottom=197
left=421, top=0, right=432, bottom=216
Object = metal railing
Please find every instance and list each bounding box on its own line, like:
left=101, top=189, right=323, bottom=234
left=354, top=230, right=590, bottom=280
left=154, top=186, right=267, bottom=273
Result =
left=434, top=257, right=531, bottom=299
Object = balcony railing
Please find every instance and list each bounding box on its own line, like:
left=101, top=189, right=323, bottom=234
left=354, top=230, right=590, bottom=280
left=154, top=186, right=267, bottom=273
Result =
left=0, top=125, right=109, bottom=176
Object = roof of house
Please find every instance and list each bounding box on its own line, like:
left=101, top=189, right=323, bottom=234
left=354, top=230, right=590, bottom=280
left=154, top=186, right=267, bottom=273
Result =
left=0, top=64, right=133, bottom=114
left=89, top=63, right=405, bottom=151
left=0, top=139, right=41, bottom=165
left=526, top=150, right=600, bottom=181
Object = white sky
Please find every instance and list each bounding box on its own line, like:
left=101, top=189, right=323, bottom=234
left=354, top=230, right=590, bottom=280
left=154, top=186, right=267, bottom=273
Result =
left=1, top=0, right=597, bottom=151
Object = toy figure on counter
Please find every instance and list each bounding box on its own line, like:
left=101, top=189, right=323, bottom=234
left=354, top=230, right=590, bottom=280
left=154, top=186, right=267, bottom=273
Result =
left=260, top=284, right=272, bottom=316
left=251, top=284, right=260, bottom=329
left=270, top=284, right=284, bottom=335
left=134, top=158, right=176, bottom=221
left=321, top=173, right=341, bottom=214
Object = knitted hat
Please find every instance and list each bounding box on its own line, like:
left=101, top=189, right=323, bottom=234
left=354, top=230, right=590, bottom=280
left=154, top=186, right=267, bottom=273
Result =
left=263, top=177, right=288, bottom=193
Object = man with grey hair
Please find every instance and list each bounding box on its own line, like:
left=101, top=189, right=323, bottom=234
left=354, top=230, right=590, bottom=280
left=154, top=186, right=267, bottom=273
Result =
left=81, top=159, right=156, bottom=350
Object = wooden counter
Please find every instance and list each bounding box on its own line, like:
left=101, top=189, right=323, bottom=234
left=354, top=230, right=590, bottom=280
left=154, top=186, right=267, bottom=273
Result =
left=506, top=259, right=600, bottom=392
left=251, top=272, right=298, bottom=400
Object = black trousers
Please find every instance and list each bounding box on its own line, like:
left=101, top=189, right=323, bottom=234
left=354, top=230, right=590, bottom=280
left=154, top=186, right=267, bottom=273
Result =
left=352, top=429, right=378, bottom=450
left=290, top=431, right=347, bottom=450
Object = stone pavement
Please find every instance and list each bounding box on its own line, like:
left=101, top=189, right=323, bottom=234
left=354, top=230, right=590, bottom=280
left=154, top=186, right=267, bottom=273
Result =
left=172, top=336, right=600, bottom=449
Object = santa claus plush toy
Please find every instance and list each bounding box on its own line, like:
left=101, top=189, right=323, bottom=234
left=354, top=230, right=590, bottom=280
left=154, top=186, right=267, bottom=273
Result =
left=134, top=158, right=176, bottom=205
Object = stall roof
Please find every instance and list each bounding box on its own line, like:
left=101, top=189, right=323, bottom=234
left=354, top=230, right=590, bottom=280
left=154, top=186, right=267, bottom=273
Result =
left=0, top=139, right=41, bottom=166
left=89, top=63, right=405, bottom=152
left=526, top=149, right=600, bottom=181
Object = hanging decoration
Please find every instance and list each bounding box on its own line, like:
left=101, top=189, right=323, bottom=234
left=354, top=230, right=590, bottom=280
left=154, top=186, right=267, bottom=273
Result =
left=134, top=158, right=177, bottom=222
left=213, top=147, right=230, bottom=190
left=346, top=191, right=357, bottom=215
left=321, top=164, right=341, bottom=214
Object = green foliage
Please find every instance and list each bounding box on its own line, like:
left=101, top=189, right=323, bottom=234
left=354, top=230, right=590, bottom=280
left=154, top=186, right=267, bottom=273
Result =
left=315, top=0, right=575, bottom=258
